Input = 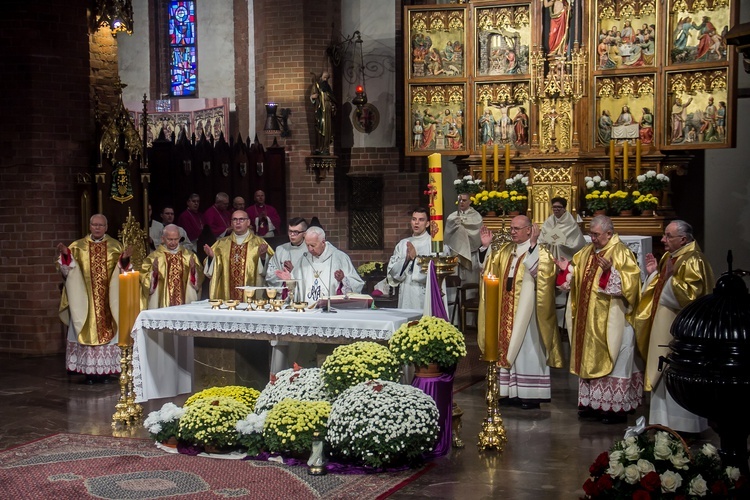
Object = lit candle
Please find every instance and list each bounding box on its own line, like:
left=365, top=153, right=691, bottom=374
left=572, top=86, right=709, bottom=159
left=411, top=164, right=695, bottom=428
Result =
left=483, top=274, right=500, bottom=362
left=609, top=140, right=615, bottom=182
left=493, top=143, right=499, bottom=184
left=622, top=141, right=629, bottom=183
left=635, top=139, right=642, bottom=178
left=481, top=144, right=487, bottom=184
left=504, top=143, right=510, bottom=181
left=427, top=153, right=443, bottom=253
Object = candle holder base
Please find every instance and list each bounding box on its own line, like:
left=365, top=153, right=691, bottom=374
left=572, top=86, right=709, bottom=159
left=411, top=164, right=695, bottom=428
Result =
left=112, top=346, right=142, bottom=428
left=477, top=362, right=507, bottom=451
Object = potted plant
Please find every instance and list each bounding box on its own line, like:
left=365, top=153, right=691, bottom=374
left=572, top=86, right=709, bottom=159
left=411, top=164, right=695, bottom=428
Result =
left=583, top=421, right=748, bottom=499
left=498, top=190, right=528, bottom=215
left=320, top=341, right=401, bottom=397
left=453, top=174, right=484, bottom=195
left=184, top=385, right=260, bottom=409
left=636, top=170, right=670, bottom=194
left=235, top=411, right=267, bottom=456
left=177, top=396, right=251, bottom=452
left=504, top=173, right=529, bottom=195
left=356, top=261, right=386, bottom=279
left=610, top=190, right=636, bottom=215
left=388, top=316, right=467, bottom=375
left=262, top=399, right=331, bottom=456
left=326, top=380, right=440, bottom=468
left=585, top=190, right=610, bottom=215
left=633, top=191, right=659, bottom=216
left=254, top=366, right=331, bottom=414
left=470, top=190, right=502, bottom=216
left=143, top=402, right=185, bottom=446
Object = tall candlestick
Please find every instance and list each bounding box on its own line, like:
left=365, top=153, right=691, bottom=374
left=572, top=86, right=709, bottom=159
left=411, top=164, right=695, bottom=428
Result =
left=504, top=143, right=510, bottom=181
left=483, top=274, right=500, bottom=362
left=481, top=144, right=487, bottom=184
left=118, top=271, right=140, bottom=347
left=635, top=139, right=642, bottom=178
left=609, top=140, right=615, bottom=182
left=622, top=141, right=629, bottom=184
left=427, top=153, right=443, bottom=253
left=493, top=144, right=499, bottom=185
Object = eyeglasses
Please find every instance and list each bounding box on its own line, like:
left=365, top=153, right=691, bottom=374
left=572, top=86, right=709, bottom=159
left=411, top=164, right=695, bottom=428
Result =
left=90, top=223, right=106, bottom=228
left=288, top=230, right=306, bottom=235
left=664, top=233, right=683, bottom=239
left=552, top=205, right=564, bottom=210
left=589, top=231, right=605, bottom=238
left=231, top=217, right=249, bottom=222
left=509, top=225, right=530, bottom=232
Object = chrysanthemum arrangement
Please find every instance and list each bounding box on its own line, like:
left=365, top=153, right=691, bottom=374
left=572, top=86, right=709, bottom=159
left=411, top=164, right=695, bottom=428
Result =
left=504, top=173, right=529, bottom=195
left=470, top=190, right=502, bottom=215
left=183, top=385, right=260, bottom=409
left=389, top=316, right=467, bottom=369
left=254, top=366, right=331, bottom=414
left=634, top=192, right=659, bottom=211
left=262, top=399, right=331, bottom=455
left=356, top=261, right=385, bottom=277
left=178, top=396, right=251, bottom=449
left=585, top=175, right=610, bottom=192
left=143, top=402, right=185, bottom=443
left=235, top=411, right=267, bottom=456
left=585, top=190, right=610, bottom=212
left=498, top=190, right=528, bottom=213
left=326, top=380, right=439, bottom=468
left=454, top=175, right=483, bottom=195
left=637, top=170, right=670, bottom=193
left=583, top=422, right=748, bottom=499
left=320, top=341, right=401, bottom=397
left=610, top=190, right=636, bottom=212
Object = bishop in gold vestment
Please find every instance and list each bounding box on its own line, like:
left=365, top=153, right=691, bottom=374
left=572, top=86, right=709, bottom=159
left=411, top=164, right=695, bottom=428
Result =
left=634, top=220, right=714, bottom=433
left=204, top=210, right=272, bottom=300
left=478, top=217, right=563, bottom=408
left=562, top=216, right=642, bottom=423
left=141, top=224, right=204, bottom=309
left=57, top=214, right=131, bottom=379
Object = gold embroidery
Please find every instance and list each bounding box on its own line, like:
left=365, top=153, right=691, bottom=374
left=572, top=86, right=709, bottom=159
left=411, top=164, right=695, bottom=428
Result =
left=89, top=241, right=115, bottom=344
left=229, top=242, right=248, bottom=300
left=166, top=252, right=185, bottom=306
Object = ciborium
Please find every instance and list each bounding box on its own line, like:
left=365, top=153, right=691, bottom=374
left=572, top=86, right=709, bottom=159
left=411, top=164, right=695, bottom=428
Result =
left=209, top=299, right=223, bottom=310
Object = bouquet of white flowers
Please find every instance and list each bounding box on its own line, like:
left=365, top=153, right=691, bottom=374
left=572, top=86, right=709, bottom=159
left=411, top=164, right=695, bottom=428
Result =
left=637, top=170, right=670, bottom=193
left=504, top=173, right=529, bottom=195
left=326, top=380, right=439, bottom=468
left=143, top=402, right=185, bottom=443
left=453, top=175, right=483, bottom=195
left=254, top=366, right=331, bottom=414
left=236, top=411, right=267, bottom=455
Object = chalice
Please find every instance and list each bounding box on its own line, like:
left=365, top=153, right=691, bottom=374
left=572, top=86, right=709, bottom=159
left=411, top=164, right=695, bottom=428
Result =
left=266, top=288, right=278, bottom=300
left=292, top=301, right=308, bottom=312
left=224, top=300, right=239, bottom=310
left=209, top=299, right=223, bottom=310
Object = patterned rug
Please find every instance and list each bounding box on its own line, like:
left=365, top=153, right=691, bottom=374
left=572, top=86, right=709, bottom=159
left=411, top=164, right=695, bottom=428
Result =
left=0, top=434, right=434, bottom=499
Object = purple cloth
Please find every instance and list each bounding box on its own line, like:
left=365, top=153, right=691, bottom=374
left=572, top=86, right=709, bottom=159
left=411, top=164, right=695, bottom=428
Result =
left=412, top=371, right=454, bottom=458
left=428, top=261, right=448, bottom=321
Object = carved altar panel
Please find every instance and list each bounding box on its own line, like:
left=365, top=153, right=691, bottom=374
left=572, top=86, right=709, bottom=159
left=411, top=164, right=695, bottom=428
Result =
left=664, top=68, right=730, bottom=148
left=594, top=75, right=655, bottom=148
left=668, top=0, right=731, bottom=66
left=475, top=81, right=531, bottom=150
left=593, top=0, right=658, bottom=71
left=407, top=83, right=468, bottom=155
left=475, top=4, right=532, bottom=76
left=407, top=6, right=467, bottom=80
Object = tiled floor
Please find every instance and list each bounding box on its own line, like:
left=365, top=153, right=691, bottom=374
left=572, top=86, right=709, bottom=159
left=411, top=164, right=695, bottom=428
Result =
left=0, top=350, right=724, bottom=499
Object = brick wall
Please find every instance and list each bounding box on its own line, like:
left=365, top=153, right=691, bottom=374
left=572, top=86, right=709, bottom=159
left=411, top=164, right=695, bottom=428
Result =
left=0, top=2, right=93, bottom=355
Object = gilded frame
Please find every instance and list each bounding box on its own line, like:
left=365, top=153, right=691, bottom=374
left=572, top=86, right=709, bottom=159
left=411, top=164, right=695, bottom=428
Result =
left=474, top=80, right=532, bottom=151
left=407, top=83, right=468, bottom=156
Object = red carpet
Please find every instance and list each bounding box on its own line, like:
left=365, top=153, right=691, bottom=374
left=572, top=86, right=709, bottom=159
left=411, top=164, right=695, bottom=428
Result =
left=0, top=433, right=433, bottom=499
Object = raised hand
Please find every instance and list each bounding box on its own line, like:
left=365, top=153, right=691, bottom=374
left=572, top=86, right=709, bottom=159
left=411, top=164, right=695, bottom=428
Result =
left=595, top=254, right=612, bottom=272
left=122, top=245, right=134, bottom=260
left=203, top=244, right=215, bottom=258
left=645, top=253, right=657, bottom=275
left=56, top=242, right=69, bottom=257
left=334, top=269, right=344, bottom=282
left=530, top=224, right=540, bottom=246
left=480, top=225, right=493, bottom=247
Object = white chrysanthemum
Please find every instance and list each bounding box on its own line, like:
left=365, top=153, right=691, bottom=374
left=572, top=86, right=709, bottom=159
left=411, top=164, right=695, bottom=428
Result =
left=236, top=411, right=267, bottom=435
left=463, top=175, right=473, bottom=181
left=592, top=175, right=602, bottom=182
left=586, top=181, right=594, bottom=189
left=637, top=174, right=646, bottom=182
left=453, top=179, right=461, bottom=185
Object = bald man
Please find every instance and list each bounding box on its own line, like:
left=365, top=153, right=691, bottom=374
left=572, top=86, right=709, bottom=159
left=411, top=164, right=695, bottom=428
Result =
left=478, top=215, right=563, bottom=409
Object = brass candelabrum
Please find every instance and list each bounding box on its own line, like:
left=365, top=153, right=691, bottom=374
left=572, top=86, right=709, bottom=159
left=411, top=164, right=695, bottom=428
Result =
left=112, top=345, right=142, bottom=428
left=478, top=361, right=507, bottom=451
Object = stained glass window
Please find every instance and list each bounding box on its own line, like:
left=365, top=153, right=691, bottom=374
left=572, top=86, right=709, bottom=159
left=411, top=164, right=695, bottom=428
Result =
left=169, top=1, right=197, bottom=97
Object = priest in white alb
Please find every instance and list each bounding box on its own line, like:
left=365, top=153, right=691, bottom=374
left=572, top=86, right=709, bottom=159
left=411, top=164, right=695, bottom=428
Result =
left=275, top=226, right=363, bottom=306
left=386, top=208, right=435, bottom=310
left=265, top=217, right=308, bottom=288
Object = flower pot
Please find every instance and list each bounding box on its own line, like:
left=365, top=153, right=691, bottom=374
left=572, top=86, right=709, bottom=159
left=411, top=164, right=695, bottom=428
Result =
left=593, top=209, right=607, bottom=216
left=414, top=362, right=443, bottom=378
left=619, top=209, right=633, bottom=217
left=203, top=443, right=232, bottom=454
left=486, top=211, right=496, bottom=217
left=160, top=436, right=179, bottom=448
left=508, top=211, right=520, bottom=216
left=640, top=209, right=654, bottom=217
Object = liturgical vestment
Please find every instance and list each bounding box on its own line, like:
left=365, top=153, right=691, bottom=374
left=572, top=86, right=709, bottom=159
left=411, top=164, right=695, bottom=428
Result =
left=205, top=232, right=273, bottom=301
left=141, top=245, right=204, bottom=309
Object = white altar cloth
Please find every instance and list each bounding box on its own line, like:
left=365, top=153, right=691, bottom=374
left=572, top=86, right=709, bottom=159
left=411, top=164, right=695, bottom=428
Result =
left=132, top=301, right=422, bottom=403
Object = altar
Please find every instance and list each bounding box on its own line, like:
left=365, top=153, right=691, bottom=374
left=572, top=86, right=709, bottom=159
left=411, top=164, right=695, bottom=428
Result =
left=131, top=302, right=422, bottom=403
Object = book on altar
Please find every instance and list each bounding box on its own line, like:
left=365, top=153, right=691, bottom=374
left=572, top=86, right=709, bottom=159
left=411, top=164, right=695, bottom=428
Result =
left=315, top=294, right=374, bottom=310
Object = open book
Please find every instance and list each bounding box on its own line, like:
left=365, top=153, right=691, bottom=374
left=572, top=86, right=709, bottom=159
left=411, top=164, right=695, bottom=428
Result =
left=314, top=294, right=374, bottom=310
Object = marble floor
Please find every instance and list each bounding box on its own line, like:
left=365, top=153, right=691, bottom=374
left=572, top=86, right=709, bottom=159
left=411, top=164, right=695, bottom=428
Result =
left=0, top=351, right=723, bottom=499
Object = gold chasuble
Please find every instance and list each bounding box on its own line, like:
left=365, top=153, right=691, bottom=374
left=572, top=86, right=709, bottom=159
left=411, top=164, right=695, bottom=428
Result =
left=208, top=233, right=274, bottom=300
left=140, top=245, right=204, bottom=309
left=478, top=243, right=562, bottom=370
left=58, top=235, right=123, bottom=345
left=634, top=241, right=714, bottom=390
left=568, top=235, right=641, bottom=380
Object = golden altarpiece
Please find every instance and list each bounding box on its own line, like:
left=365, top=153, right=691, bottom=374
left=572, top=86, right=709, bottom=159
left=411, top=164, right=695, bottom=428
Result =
left=404, top=0, right=738, bottom=236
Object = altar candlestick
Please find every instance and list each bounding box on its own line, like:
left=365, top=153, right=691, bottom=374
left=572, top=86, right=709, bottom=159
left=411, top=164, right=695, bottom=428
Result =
left=483, top=274, right=500, bottom=362
left=493, top=144, right=499, bottom=184
left=504, top=143, right=510, bottom=181
left=635, top=139, right=642, bottom=178
left=481, top=144, right=487, bottom=184
left=609, top=140, right=615, bottom=182
left=427, top=153, right=443, bottom=253
left=622, top=141, right=629, bottom=183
